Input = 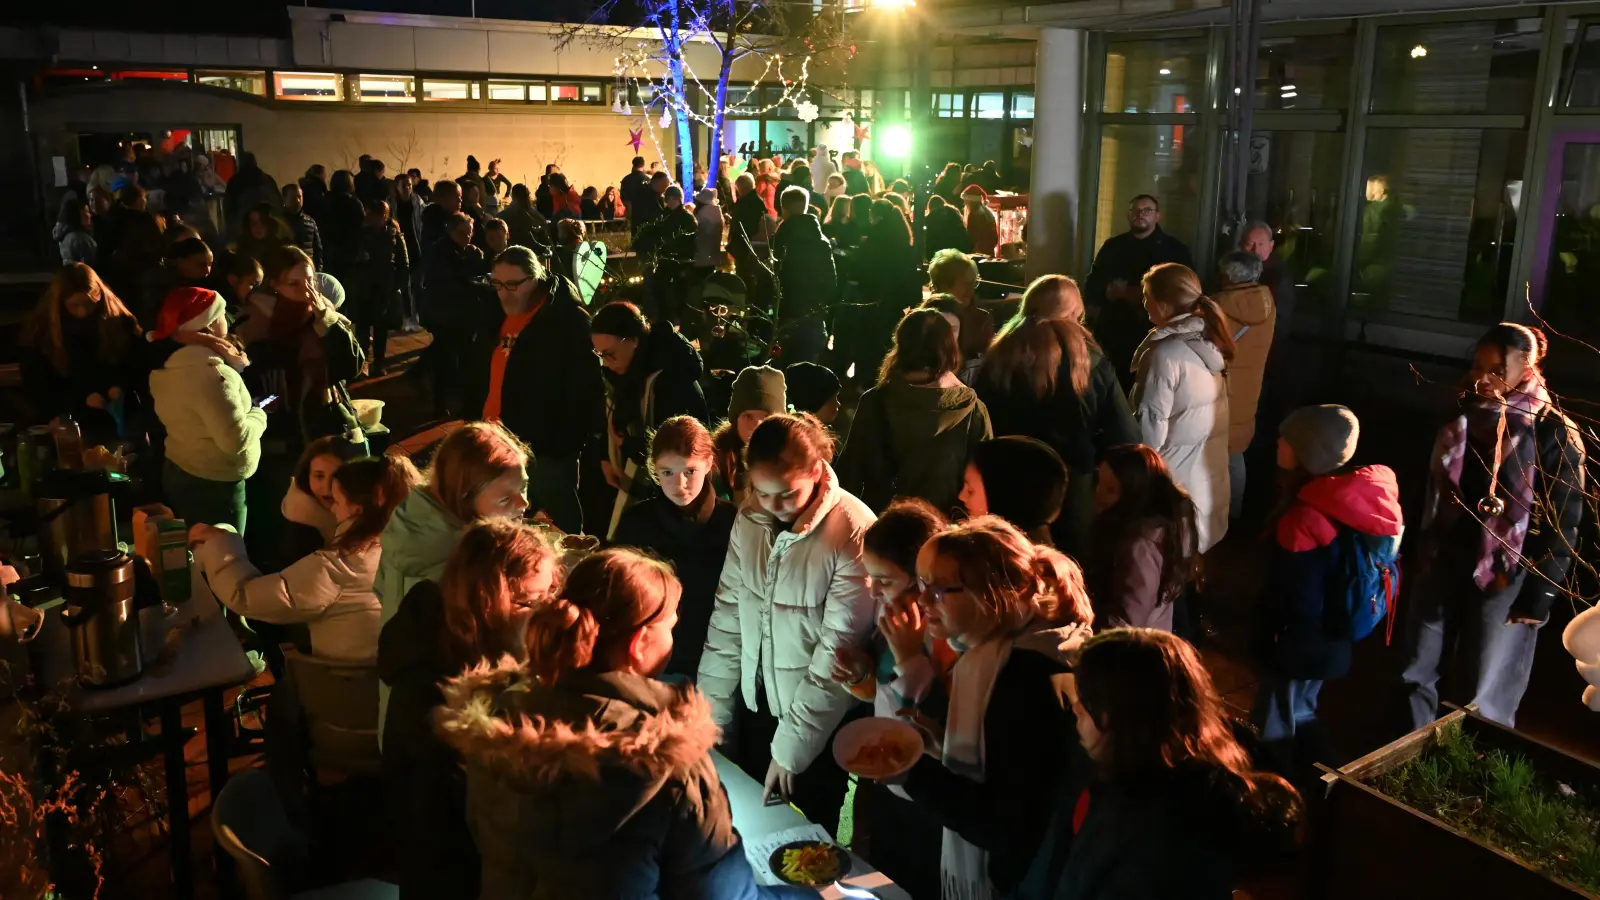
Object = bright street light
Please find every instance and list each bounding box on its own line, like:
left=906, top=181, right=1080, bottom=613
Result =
left=880, top=124, right=913, bottom=158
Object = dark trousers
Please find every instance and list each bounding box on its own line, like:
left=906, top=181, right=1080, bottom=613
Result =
left=163, top=460, right=247, bottom=534
left=727, top=690, right=856, bottom=838
left=420, top=316, right=469, bottom=415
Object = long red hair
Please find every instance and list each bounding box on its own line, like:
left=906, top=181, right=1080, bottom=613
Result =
left=22, top=264, right=140, bottom=375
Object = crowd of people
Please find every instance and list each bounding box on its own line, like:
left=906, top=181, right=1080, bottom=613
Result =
left=18, top=141, right=1590, bottom=900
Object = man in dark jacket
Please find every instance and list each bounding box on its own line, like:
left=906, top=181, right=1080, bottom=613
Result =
left=481, top=245, right=602, bottom=534
left=461, top=181, right=494, bottom=253
left=420, top=211, right=485, bottom=416
left=1085, top=193, right=1195, bottom=391
left=300, top=165, right=330, bottom=227
left=500, top=183, right=549, bottom=251
left=840, top=150, right=870, bottom=195
left=771, top=185, right=836, bottom=363
left=620, top=156, right=649, bottom=217
left=223, top=151, right=280, bottom=239
left=635, top=185, right=697, bottom=325
left=406, top=168, right=432, bottom=202
left=728, top=173, right=775, bottom=312
left=420, top=180, right=462, bottom=253
left=630, top=171, right=670, bottom=235
left=535, top=164, right=559, bottom=219
left=393, top=174, right=426, bottom=329
left=280, top=183, right=323, bottom=271
left=457, top=155, right=486, bottom=205
left=355, top=158, right=391, bottom=210
left=1240, top=220, right=1300, bottom=415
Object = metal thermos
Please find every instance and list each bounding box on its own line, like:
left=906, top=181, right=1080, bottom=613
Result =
left=36, top=469, right=121, bottom=578
left=61, top=550, right=143, bottom=688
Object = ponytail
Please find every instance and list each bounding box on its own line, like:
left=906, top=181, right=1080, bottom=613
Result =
left=523, top=599, right=601, bottom=684
left=521, top=548, right=679, bottom=684
left=980, top=274, right=1096, bottom=400
left=1193, top=296, right=1236, bottom=362
left=1032, top=544, right=1093, bottom=628
left=329, top=454, right=422, bottom=553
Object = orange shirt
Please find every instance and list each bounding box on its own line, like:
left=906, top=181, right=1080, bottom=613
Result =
left=482, top=295, right=545, bottom=422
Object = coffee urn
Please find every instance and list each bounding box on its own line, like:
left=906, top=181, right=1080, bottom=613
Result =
left=36, top=469, right=125, bottom=579
left=60, top=550, right=143, bottom=687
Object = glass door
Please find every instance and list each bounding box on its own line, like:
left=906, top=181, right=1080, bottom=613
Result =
left=1535, top=132, right=1600, bottom=351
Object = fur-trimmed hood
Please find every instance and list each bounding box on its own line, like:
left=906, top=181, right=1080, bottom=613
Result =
left=435, top=658, right=723, bottom=851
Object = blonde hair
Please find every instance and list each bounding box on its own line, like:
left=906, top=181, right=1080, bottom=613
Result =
left=923, top=515, right=1092, bottom=636
left=927, top=249, right=979, bottom=294
left=427, top=422, right=530, bottom=523
left=978, top=274, right=1094, bottom=400
left=1142, top=264, right=1236, bottom=362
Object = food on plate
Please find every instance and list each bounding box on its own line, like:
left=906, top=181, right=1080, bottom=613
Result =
left=779, top=842, right=844, bottom=885
left=847, top=733, right=917, bottom=777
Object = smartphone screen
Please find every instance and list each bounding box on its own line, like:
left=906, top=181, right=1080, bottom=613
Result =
left=253, top=394, right=278, bottom=409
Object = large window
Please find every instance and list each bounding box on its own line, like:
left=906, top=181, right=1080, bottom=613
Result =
left=934, top=92, right=965, bottom=118
left=1010, top=91, right=1034, bottom=119
left=1351, top=128, right=1526, bottom=323
left=1103, top=37, right=1205, bottom=114
left=551, top=83, right=603, bottom=103
left=1371, top=18, right=1542, bottom=115
left=1565, top=20, right=1600, bottom=107
left=1245, top=131, right=1345, bottom=310
left=275, top=72, right=343, bottom=101
left=1256, top=31, right=1354, bottom=110
left=195, top=70, right=265, bottom=96
left=419, top=79, right=481, bottom=101
left=973, top=92, right=1005, bottom=119
left=356, top=74, right=415, bottom=103
left=1096, top=123, right=1205, bottom=253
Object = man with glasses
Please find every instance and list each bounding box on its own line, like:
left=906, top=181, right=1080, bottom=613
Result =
left=478, top=245, right=602, bottom=534
left=1084, top=194, right=1195, bottom=391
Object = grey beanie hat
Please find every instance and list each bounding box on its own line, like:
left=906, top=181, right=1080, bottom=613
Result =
left=1279, top=405, right=1360, bottom=476
left=729, top=365, right=787, bottom=420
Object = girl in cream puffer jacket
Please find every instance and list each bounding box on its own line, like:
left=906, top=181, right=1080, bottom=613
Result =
left=696, top=414, right=876, bottom=835
left=1132, top=263, right=1235, bottom=553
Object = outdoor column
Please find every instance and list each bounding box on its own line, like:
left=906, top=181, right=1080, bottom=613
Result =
left=1027, top=27, right=1085, bottom=281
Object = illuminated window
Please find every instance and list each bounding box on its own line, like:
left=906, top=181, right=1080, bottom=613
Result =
left=275, top=72, right=343, bottom=101
left=552, top=83, right=603, bottom=103
left=973, top=92, right=1005, bottom=119
left=114, top=70, right=189, bottom=82
left=934, top=92, right=966, bottom=118
left=357, top=74, right=414, bottom=103
left=195, top=70, right=266, bottom=96
left=489, top=80, right=536, bottom=101
left=1010, top=92, right=1034, bottom=119
left=420, top=79, right=481, bottom=101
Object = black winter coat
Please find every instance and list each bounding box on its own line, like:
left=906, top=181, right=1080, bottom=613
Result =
left=377, top=581, right=481, bottom=900
left=485, top=274, right=604, bottom=459
left=606, top=326, right=708, bottom=469
left=924, top=205, right=972, bottom=258
left=322, top=192, right=367, bottom=277
left=436, top=664, right=770, bottom=900
left=975, top=347, right=1141, bottom=553
left=772, top=213, right=836, bottom=321
left=286, top=211, right=324, bottom=271
left=611, top=487, right=736, bottom=680
left=902, top=636, right=1081, bottom=896
left=1017, top=761, right=1300, bottom=900
left=19, top=315, right=147, bottom=444
left=1084, top=227, right=1194, bottom=389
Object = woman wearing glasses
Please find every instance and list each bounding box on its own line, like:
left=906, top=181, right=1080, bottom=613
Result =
left=698, top=413, right=878, bottom=837
left=380, top=519, right=559, bottom=900
left=479, top=245, right=604, bottom=534
left=899, top=516, right=1091, bottom=898
left=589, top=300, right=709, bottom=535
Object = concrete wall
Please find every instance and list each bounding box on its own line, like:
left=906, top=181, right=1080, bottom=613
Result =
left=29, top=83, right=677, bottom=197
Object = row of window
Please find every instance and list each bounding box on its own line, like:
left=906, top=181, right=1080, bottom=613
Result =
left=1109, top=14, right=1600, bottom=116
left=934, top=90, right=1034, bottom=119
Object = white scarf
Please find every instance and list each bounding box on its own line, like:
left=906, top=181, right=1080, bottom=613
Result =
left=939, top=634, right=1014, bottom=900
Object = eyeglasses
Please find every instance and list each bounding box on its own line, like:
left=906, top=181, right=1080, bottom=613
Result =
left=1130, top=206, right=1158, bottom=216
left=592, top=338, right=634, bottom=362
left=916, top=578, right=966, bottom=605
left=490, top=276, right=533, bottom=292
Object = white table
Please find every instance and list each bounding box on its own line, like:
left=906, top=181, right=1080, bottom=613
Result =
left=30, top=566, right=254, bottom=900
left=713, top=751, right=909, bottom=899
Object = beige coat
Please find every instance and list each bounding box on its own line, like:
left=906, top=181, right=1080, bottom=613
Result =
left=1214, top=282, right=1276, bottom=453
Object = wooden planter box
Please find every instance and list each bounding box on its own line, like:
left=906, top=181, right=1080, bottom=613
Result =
left=1312, top=706, right=1600, bottom=900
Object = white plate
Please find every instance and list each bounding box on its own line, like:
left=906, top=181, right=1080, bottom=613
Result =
left=832, top=717, right=922, bottom=780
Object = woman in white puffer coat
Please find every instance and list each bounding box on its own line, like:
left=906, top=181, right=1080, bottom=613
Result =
left=697, top=412, right=876, bottom=838
left=1131, top=262, right=1235, bottom=552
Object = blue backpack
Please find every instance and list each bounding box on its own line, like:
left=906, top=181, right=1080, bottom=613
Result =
left=1329, top=528, right=1403, bottom=644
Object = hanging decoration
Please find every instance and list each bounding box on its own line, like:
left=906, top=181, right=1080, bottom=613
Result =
left=795, top=100, right=820, bottom=123
left=853, top=123, right=870, bottom=148
left=627, top=128, right=644, bottom=153
left=659, top=107, right=673, bottom=129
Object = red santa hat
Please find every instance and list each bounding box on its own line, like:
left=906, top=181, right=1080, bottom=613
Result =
left=148, top=287, right=227, bottom=342
left=961, top=184, right=988, bottom=199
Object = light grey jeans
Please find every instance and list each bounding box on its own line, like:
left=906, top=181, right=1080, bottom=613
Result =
left=1400, top=565, right=1542, bottom=729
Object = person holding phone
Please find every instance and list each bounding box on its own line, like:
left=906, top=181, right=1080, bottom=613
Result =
left=148, top=286, right=265, bottom=534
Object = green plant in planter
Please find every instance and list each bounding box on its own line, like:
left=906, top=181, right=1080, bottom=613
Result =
left=1377, top=722, right=1600, bottom=896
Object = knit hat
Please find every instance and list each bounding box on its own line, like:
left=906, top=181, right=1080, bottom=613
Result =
left=148, top=287, right=226, bottom=342
left=694, top=188, right=717, bottom=206
left=728, top=365, right=786, bottom=420
left=784, top=362, right=840, bottom=415
left=1279, top=405, right=1360, bottom=476
left=315, top=271, right=345, bottom=310
left=968, top=436, right=1067, bottom=530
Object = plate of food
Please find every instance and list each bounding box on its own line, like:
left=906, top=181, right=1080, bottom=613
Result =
left=832, top=716, right=923, bottom=780
left=769, top=839, right=851, bottom=887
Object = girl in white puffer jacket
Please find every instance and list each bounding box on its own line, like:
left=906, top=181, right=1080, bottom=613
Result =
left=696, top=412, right=877, bottom=837
left=190, top=455, right=420, bottom=661
left=1131, top=263, right=1235, bottom=553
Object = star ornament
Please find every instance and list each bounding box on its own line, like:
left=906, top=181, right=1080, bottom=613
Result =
left=854, top=124, right=870, bottom=145
left=796, top=100, right=820, bottom=123
left=628, top=128, right=644, bottom=152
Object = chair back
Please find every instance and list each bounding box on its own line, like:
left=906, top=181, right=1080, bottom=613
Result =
left=211, top=770, right=307, bottom=900
left=283, top=649, right=383, bottom=776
